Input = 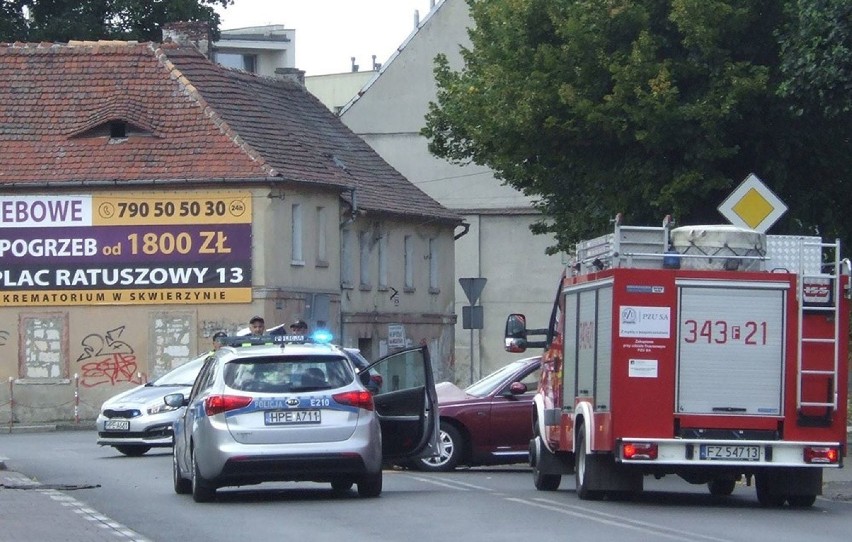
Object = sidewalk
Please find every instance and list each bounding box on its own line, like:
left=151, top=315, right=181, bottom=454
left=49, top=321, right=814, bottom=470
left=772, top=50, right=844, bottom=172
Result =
left=0, top=436, right=151, bottom=542
left=1, top=429, right=851, bottom=542
left=0, top=465, right=151, bottom=542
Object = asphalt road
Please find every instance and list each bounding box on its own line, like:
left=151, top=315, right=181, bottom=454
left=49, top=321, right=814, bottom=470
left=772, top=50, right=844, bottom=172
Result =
left=2, top=430, right=851, bottom=542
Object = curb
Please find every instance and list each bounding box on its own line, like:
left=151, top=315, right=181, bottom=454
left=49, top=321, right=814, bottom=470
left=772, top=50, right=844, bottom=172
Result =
left=3, top=421, right=96, bottom=434
left=4, top=424, right=58, bottom=434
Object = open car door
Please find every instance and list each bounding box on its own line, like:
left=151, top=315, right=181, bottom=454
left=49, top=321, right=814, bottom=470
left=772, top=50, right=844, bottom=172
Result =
left=366, top=345, right=440, bottom=461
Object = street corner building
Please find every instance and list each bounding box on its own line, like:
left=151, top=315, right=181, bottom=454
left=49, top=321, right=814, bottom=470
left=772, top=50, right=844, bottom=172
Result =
left=0, top=36, right=461, bottom=425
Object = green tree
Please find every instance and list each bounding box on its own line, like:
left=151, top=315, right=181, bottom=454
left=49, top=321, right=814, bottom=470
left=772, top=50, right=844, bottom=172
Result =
left=0, top=1, right=28, bottom=40
left=778, top=0, right=852, bottom=119
left=423, top=0, right=852, bottom=254
left=0, top=0, right=232, bottom=43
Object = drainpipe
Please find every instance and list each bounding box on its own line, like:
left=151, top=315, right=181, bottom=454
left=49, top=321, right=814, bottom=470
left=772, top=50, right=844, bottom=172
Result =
left=454, top=222, right=470, bottom=240
left=339, top=188, right=359, bottom=345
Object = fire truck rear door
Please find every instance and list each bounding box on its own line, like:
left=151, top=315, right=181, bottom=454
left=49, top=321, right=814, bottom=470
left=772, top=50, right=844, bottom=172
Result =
left=676, top=280, right=788, bottom=416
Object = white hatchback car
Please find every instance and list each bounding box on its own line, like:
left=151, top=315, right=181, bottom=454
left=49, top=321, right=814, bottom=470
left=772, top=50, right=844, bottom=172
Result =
left=97, top=353, right=209, bottom=456
left=167, top=336, right=439, bottom=502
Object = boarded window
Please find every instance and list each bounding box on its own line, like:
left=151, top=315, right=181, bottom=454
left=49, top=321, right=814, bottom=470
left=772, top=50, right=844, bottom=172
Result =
left=404, top=235, right=414, bottom=289
left=291, top=203, right=303, bottom=264
left=20, top=313, right=68, bottom=379
left=378, top=232, right=388, bottom=288
left=341, top=228, right=353, bottom=287
left=360, top=230, right=371, bottom=288
left=149, top=312, right=193, bottom=379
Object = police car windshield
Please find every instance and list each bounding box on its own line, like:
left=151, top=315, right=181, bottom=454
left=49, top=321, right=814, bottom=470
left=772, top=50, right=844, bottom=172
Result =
left=224, top=356, right=353, bottom=393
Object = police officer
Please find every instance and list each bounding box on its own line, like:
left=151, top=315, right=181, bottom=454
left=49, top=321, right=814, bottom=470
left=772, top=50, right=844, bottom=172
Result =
left=249, top=316, right=265, bottom=336
left=290, top=319, right=308, bottom=335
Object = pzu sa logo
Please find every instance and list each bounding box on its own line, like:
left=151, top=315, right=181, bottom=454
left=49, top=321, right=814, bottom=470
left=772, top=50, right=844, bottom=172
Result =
left=802, top=281, right=831, bottom=304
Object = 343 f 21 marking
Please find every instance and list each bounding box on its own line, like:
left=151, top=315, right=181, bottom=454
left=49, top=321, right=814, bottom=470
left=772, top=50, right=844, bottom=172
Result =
left=682, top=319, right=768, bottom=345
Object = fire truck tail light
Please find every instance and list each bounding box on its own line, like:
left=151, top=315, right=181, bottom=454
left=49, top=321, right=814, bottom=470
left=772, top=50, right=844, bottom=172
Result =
left=622, top=442, right=658, bottom=460
left=803, top=446, right=839, bottom=464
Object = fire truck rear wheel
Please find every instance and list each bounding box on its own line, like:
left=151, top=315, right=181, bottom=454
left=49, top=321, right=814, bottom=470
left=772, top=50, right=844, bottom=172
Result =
left=707, top=478, right=737, bottom=497
left=786, top=494, right=816, bottom=508
left=575, top=426, right=604, bottom=501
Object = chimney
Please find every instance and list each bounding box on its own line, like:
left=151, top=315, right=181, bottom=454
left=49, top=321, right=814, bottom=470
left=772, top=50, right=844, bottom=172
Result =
left=351, top=57, right=359, bottom=72
left=274, top=67, right=306, bottom=85
left=162, top=21, right=212, bottom=58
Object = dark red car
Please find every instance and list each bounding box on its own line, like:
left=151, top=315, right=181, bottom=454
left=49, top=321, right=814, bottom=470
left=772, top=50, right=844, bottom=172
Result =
left=412, top=356, right=541, bottom=472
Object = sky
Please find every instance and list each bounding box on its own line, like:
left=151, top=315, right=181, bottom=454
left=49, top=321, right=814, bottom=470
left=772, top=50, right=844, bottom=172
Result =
left=215, top=0, right=436, bottom=76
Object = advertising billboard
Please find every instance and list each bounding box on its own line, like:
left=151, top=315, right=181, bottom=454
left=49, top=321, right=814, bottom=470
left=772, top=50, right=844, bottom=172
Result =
left=0, top=191, right=252, bottom=306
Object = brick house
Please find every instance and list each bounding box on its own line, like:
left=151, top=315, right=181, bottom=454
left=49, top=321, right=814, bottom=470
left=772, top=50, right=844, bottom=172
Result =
left=0, top=40, right=460, bottom=424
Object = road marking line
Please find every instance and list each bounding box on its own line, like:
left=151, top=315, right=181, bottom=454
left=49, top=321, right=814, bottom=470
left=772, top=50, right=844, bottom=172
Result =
left=506, top=497, right=732, bottom=542
left=405, top=475, right=471, bottom=490
left=43, top=488, right=151, bottom=542
left=428, top=476, right=495, bottom=491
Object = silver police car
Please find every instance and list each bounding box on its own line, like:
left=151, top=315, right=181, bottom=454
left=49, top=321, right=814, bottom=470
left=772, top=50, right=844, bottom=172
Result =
left=167, top=335, right=439, bottom=502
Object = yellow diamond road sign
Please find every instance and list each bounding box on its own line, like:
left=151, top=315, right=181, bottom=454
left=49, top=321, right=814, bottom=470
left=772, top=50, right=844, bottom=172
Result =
left=718, top=173, right=787, bottom=232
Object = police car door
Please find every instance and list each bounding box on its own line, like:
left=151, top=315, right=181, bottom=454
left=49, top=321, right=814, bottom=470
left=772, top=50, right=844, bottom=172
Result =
left=366, top=345, right=440, bottom=460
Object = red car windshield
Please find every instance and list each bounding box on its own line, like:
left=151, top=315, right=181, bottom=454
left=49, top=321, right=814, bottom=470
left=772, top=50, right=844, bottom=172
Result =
left=465, top=359, right=535, bottom=397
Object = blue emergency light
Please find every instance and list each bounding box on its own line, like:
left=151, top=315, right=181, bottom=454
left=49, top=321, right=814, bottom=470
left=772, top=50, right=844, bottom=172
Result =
left=311, top=329, right=334, bottom=344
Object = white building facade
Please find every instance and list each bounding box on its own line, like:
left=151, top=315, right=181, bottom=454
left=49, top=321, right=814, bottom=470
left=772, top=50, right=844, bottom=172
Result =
left=340, top=0, right=565, bottom=383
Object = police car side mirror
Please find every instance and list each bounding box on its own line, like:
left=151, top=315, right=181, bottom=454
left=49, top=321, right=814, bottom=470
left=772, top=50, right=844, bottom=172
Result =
left=164, top=393, right=188, bottom=408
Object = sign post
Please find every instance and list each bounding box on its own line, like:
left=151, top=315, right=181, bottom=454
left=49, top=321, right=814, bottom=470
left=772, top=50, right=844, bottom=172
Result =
left=459, top=277, right=487, bottom=383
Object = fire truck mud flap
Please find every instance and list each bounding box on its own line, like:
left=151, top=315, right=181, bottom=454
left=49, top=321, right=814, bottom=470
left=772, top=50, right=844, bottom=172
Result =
left=576, top=430, right=643, bottom=500
left=529, top=436, right=574, bottom=474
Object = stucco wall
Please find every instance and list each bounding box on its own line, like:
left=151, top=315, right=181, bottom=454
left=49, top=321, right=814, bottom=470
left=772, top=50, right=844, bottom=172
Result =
left=340, top=0, right=566, bottom=384
left=0, top=185, right=452, bottom=425
left=337, top=213, right=457, bottom=382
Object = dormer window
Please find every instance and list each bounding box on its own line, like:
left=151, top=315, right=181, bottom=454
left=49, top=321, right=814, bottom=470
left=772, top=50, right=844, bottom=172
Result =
left=109, top=121, right=127, bottom=139
left=69, top=118, right=157, bottom=142
left=67, top=105, right=159, bottom=142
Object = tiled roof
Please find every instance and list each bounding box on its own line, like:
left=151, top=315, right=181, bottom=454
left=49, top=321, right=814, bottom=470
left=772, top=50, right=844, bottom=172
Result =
left=0, top=42, right=270, bottom=183
left=0, top=41, right=459, bottom=223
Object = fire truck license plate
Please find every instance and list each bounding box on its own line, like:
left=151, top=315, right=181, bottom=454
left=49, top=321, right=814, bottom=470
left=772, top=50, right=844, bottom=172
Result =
left=699, top=445, right=759, bottom=461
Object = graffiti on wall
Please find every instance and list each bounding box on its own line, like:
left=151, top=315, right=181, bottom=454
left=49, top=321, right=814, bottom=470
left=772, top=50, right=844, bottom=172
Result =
left=76, top=326, right=141, bottom=387
left=0, top=329, right=8, bottom=346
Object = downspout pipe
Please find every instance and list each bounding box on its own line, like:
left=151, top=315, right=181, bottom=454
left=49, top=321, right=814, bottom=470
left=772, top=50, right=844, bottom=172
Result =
left=454, top=222, right=470, bottom=240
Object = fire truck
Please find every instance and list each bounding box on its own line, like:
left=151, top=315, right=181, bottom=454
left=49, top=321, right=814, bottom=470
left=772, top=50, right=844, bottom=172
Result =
left=505, top=215, right=849, bottom=506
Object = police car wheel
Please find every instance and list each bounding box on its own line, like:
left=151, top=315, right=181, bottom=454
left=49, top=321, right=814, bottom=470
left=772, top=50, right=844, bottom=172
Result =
left=191, top=449, right=216, bottom=503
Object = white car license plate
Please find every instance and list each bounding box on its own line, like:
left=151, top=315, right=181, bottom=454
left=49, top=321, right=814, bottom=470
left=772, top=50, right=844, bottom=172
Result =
left=264, top=409, right=321, bottom=425
left=699, top=444, right=759, bottom=461
left=104, top=419, right=130, bottom=431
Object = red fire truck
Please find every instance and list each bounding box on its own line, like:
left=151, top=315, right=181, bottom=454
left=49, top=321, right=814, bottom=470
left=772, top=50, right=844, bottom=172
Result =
left=505, top=215, right=849, bottom=506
